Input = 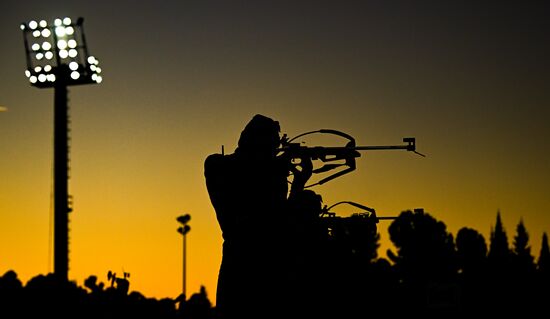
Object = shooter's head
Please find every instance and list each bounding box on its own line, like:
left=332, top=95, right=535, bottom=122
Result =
left=237, top=114, right=281, bottom=157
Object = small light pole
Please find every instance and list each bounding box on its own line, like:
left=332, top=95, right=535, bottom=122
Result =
left=177, top=214, right=191, bottom=297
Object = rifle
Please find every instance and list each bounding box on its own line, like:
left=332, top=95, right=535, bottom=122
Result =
left=320, top=201, right=398, bottom=223
left=318, top=201, right=397, bottom=242
left=277, top=129, right=425, bottom=187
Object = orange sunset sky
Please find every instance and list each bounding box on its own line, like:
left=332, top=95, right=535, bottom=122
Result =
left=1, top=1, right=549, bottom=304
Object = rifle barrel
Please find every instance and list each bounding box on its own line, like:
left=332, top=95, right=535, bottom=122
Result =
left=321, top=145, right=412, bottom=152
left=353, top=145, right=411, bottom=151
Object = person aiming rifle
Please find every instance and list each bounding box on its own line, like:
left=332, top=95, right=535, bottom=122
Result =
left=204, top=114, right=313, bottom=319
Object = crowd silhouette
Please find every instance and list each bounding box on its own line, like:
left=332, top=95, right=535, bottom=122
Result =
left=2, top=115, right=549, bottom=318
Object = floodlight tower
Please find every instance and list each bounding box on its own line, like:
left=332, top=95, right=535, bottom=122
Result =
left=20, top=17, right=102, bottom=281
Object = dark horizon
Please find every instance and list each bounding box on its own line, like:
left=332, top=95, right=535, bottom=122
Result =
left=1, top=207, right=549, bottom=318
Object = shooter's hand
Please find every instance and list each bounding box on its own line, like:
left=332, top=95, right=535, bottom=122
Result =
left=290, top=156, right=313, bottom=193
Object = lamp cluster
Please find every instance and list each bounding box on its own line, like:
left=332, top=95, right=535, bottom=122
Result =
left=21, top=17, right=102, bottom=88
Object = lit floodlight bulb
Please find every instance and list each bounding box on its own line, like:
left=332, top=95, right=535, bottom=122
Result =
left=30, top=76, right=38, bottom=83
left=65, top=26, right=74, bottom=35
left=63, top=17, right=72, bottom=26
left=25, top=70, right=31, bottom=77
left=36, top=53, right=44, bottom=60
left=90, top=65, right=97, bottom=71
left=20, top=24, right=26, bottom=31
left=33, top=30, right=41, bottom=38
left=45, top=51, right=54, bottom=60
left=87, top=56, right=97, bottom=64
left=41, top=29, right=51, bottom=37
left=54, top=18, right=62, bottom=26
left=55, top=26, right=66, bottom=37
left=70, top=71, right=80, bottom=80
left=68, top=49, right=78, bottom=58
left=69, top=61, right=79, bottom=70
left=95, top=75, right=103, bottom=83
left=38, top=74, right=47, bottom=82
left=44, top=65, right=52, bottom=72
left=47, top=74, right=56, bottom=82
left=95, top=67, right=102, bottom=74
left=32, top=43, right=40, bottom=51
left=39, top=20, right=47, bottom=28
left=91, top=74, right=97, bottom=81
left=34, top=66, right=42, bottom=72
left=29, top=20, right=38, bottom=30
left=68, top=39, right=77, bottom=48
left=57, top=39, right=67, bottom=49
left=59, top=50, right=69, bottom=59
left=42, top=42, right=51, bottom=50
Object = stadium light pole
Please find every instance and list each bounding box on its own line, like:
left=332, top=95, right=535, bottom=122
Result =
left=20, top=17, right=103, bottom=281
left=177, top=214, right=191, bottom=297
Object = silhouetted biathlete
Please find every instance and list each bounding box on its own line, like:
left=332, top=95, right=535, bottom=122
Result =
left=204, top=114, right=315, bottom=318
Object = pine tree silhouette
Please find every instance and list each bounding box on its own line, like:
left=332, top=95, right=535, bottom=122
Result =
left=509, top=218, right=537, bottom=314
left=488, top=211, right=511, bottom=267
left=536, top=232, right=550, bottom=310
left=538, top=232, right=550, bottom=275
left=487, top=211, right=513, bottom=314
left=512, top=218, right=535, bottom=274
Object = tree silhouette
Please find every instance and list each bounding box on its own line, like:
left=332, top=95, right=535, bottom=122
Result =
left=486, top=211, right=518, bottom=314
left=387, top=209, right=458, bottom=313
left=488, top=211, right=511, bottom=269
left=538, top=232, right=550, bottom=275
left=534, top=232, right=550, bottom=312
left=23, top=273, right=89, bottom=318
left=512, top=218, right=535, bottom=274
left=388, top=210, right=457, bottom=282
left=0, top=270, right=23, bottom=316
left=508, top=218, right=537, bottom=314
left=455, top=227, right=488, bottom=312
left=456, top=227, right=487, bottom=275
left=180, top=285, right=214, bottom=319
left=0, top=270, right=213, bottom=318
left=84, top=275, right=104, bottom=294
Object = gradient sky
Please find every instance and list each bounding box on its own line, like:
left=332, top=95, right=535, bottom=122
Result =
left=1, top=0, right=549, bottom=303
